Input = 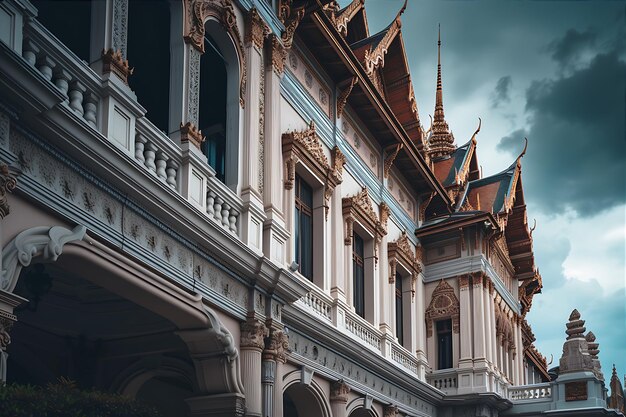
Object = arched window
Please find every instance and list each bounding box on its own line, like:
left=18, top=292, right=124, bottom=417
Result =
left=199, top=21, right=241, bottom=189
left=127, top=0, right=171, bottom=134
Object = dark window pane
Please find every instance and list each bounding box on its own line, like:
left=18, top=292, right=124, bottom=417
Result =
left=395, top=273, right=403, bottom=346
left=353, top=233, right=365, bottom=318
left=295, top=175, right=313, bottom=281
left=437, top=319, right=453, bottom=369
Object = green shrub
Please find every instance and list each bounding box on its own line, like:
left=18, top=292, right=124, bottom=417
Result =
left=0, top=378, right=162, bottom=417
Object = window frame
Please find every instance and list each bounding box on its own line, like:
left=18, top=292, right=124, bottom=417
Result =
left=436, top=318, right=453, bottom=370
left=294, top=174, right=314, bottom=280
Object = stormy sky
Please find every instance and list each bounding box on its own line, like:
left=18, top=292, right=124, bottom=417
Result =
left=340, top=1, right=626, bottom=382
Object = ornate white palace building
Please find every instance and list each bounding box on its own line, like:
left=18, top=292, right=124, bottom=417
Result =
left=0, top=0, right=622, bottom=416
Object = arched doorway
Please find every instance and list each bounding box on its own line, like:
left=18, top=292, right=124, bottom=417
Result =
left=283, top=379, right=331, bottom=417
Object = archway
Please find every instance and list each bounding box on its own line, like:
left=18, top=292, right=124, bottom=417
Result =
left=282, top=371, right=331, bottom=417
left=2, top=225, right=244, bottom=415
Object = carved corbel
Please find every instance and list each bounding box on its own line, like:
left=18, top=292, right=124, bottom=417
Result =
left=383, top=405, right=399, bottom=417
left=383, top=144, right=403, bottom=179
left=245, top=8, right=270, bottom=50
left=418, top=192, right=435, bottom=223
left=0, top=165, right=17, bottom=219
left=278, top=0, right=305, bottom=50
left=344, top=215, right=354, bottom=245
left=284, top=156, right=296, bottom=190
left=0, top=311, right=16, bottom=352
left=337, top=77, right=358, bottom=118
left=389, top=258, right=397, bottom=284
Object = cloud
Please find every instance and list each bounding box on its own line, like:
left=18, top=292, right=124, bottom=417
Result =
left=547, top=28, right=597, bottom=69
left=497, top=40, right=626, bottom=217
left=491, top=76, right=512, bottom=108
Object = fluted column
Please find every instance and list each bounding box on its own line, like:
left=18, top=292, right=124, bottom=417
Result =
left=241, top=318, right=268, bottom=417
left=329, top=380, right=350, bottom=417
left=263, top=329, right=289, bottom=417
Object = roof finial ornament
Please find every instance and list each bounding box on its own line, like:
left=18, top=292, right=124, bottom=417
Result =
left=427, top=24, right=455, bottom=160
left=471, top=117, right=482, bottom=144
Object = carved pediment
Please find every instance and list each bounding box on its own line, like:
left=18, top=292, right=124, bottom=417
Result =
left=388, top=231, right=421, bottom=298
left=342, top=188, right=387, bottom=263
left=425, top=279, right=459, bottom=337
left=283, top=122, right=345, bottom=218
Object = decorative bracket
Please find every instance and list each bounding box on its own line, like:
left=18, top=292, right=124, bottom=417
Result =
left=337, top=77, right=358, bottom=118
left=383, top=144, right=403, bottom=178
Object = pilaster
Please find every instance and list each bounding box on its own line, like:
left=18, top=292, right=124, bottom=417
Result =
left=263, top=329, right=289, bottom=417
left=458, top=275, right=472, bottom=364
left=240, top=318, right=268, bottom=417
left=90, top=0, right=131, bottom=81
left=330, top=182, right=346, bottom=302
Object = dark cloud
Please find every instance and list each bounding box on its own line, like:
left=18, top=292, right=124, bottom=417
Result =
left=547, top=28, right=596, bottom=67
left=491, top=76, right=512, bottom=108
left=498, top=44, right=626, bottom=217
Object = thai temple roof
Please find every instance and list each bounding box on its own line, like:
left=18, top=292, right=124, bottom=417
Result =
left=433, top=134, right=479, bottom=188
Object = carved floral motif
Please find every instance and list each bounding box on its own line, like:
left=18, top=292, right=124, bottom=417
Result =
left=329, top=379, right=350, bottom=402
left=0, top=164, right=17, bottom=219
left=240, top=318, right=268, bottom=350
left=342, top=188, right=387, bottom=262
left=337, top=77, right=358, bottom=118
left=244, top=8, right=268, bottom=50
left=425, top=280, right=460, bottom=337
left=264, top=330, right=289, bottom=363
left=388, top=231, right=421, bottom=298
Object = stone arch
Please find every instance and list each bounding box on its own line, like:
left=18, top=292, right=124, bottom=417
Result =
left=346, top=397, right=379, bottom=417
left=2, top=224, right=244, bottom=401
left=112, top=356, right=198, bottom=397
left=283, top=369, right=332, bottom=417
left=183, top=0, right=246, bottom=107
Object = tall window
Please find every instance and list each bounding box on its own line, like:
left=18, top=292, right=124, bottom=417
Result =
left=294, top=175, right=313, bottom=280
left=353, top=233, right=365, bottom=318
left=395, top=273, right=403, bottom=346
left=437, top=319, right=453, bottom=369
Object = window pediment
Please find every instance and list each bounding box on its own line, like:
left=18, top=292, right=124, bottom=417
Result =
left=342, top=188, right=388, bottom=263
left=425, top=279, right=460, bottom=337
left=282, top=122, right=345, bottom=218
left=388, top=231, right=422, bottom=298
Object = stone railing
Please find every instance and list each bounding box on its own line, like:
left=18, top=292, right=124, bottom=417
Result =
left=206, top=176, right=241, bottom=234
left=427, top=368, right=458, bottom=394
left=508, top=383, right=552, bottom=401
left=344, top=310, right=382, bottom=351
left=297, top=287, right=333, bottom=322
left=390, top=343, right=418, bottom=374
left=135, top=118, right=180, bottom=190
left=22, top=21, right=101, bottom=129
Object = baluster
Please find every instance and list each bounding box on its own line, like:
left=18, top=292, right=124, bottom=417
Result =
left=68, top=81, right=86, bottom=116
left=155, top=151, right=167, bottom=180
left=206, top=191, right=215, bottom=216
left=135, top=133, right=146, bottom=163
left=213, top=197, right=223, bottom=222
left=83, top=93, right=98, bottom=127
left=221, top=203, right=230, bottom=227
left=166, top=160, right=178, bottom=188
left=53, top=69, right=71, bottom=98
left=37, top=56, right=55, bottom=81
left=22, top=39, right=39, bottom=66
left=228, top=207, right=238, bottom=233
left=144, top=142, right=157, bottom=172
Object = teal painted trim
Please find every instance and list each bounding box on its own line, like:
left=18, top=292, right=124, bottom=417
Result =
left=280, top=72, right=419, bottom=241
left=236, top=0, right=284, bottom=37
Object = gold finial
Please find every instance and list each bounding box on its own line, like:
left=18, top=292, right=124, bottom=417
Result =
left=427, top=24, right=455, bottom=159
left=471, top=118, right=482, bottom=143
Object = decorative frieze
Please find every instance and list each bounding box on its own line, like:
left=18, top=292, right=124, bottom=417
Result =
left=0, top=164, right=17, bottom=219
left=425, top=279, right=460, bottom=337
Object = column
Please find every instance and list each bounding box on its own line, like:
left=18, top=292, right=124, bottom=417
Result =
left=262, top=34, right=289, bottom=265
left=472, top=274, right=486, bottom=365
left=489, top=283, right=498, bottom=374
left=263, top=329, right=289, bottom=417
left=415, top=271, right=427, bottom=379
left=240, top=9, right=268, bottom=253
left=90, top=0, right=129, bottom=75
left=378, top=235, right=391, bottom=336
left=483, top=279, right=493, bottom=367
left=458, top=275, right=472, bottom=364
left=330, top=182, right=346, bottom=303
left=329, top=380, right=350, bottom=417
left=240, top=318, right=267, bottom=417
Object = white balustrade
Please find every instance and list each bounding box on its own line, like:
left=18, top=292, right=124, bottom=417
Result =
left=297, top=290, right=332, bottom=322
left=390, top=343, right=418, bottom=374
left=344, top=311, right=382, bottom=351
left=206, top=178, right=241, bottom=235
left=427, top=369, right=459, bottom=394
left=508, top=383, right=552, bottom=401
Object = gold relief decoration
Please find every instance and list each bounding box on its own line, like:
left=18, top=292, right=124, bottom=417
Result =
left=329, top=379, right=350, bottom=403
left=184, top=0, right=247, bottom=106
left=334, top=0, right=363, bottom=37
left=0, top=164, right=17, bottom=219
left=337, top=76, right=358, bottom=118
left=278, top=0, right=305, bottom=50
left=101, top=48, right=133, bottom=85
left=383, top=144, right=403, bottom=179
left=342, top=188, right=387, bottom=262
left=388, top=231, right=421, bottom=298
left=264, top=329, right=290, bottom=363
left=240, top=318, right=268, bottom=350
left=180, top=122, right=205, bottom=149
left=282, top=122, right=344, bottom=218
left=418, top=192, right=435, bottom=223
left=425, top=279, right=460, bottom=337
left=245, top=8, right=269, bottom=49
left=344, top=215, right=354, bottom=245
left=267, top=34, right=286, bottom=75
left=363, top=0, right=406, bottom=76
left=458, top=274, right=470, bottom=290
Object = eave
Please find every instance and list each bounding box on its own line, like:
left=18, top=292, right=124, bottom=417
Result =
left=415, top=210, right=499, bottom=239
left=299, top=2, right=451, bottom=207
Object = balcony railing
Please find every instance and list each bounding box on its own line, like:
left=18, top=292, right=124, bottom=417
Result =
left=508, top=383, right=552, bottom=402
left=344, top=309, right=382, bottom=351
left=297, top=289, right=333, bottom=322
left=390, top=343, right=418, bottom=374
left=427, top=368, right=458, bottom=395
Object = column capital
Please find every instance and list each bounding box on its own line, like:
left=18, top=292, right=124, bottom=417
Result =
left=383, top=405, right=398, bottom=417
left=329, top=379, right=350, bottom=403
left=265, top=34, right=286, bottom=75
left=241, top=318, right=268, bottom=350
left=263, top=330, right=289, bottom=363
left=245, top=8, right=269, bottom=50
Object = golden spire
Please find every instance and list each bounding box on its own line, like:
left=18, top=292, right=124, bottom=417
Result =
left=427, top=24, right=455, bottom=159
